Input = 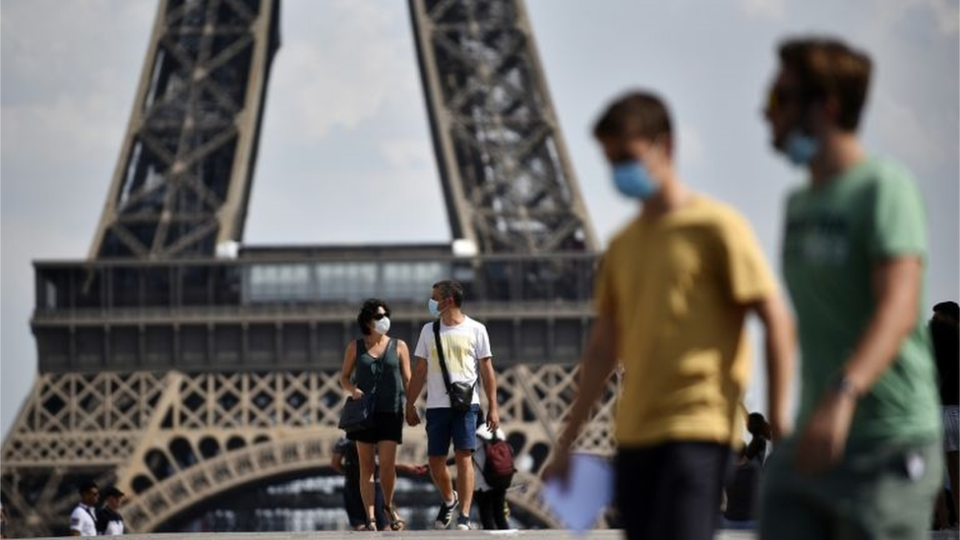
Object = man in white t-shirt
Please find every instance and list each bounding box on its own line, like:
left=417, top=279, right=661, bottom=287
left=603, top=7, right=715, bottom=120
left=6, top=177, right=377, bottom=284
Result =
left=69, top=481, right=99, bottom=536
left=406, top=280, right=500, bottom=531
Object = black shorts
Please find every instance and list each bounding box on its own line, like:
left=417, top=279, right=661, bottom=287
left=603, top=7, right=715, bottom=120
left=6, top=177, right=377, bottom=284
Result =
left=347, top=412, right=403, bottom=444
left=616, top=441, right=730, bottom=540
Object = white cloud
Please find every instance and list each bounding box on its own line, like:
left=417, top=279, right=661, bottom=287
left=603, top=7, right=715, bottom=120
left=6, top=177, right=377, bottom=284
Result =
left=1, top=91, right=129, bottom=163
left=266, top=0, right=420, bottom=140
left=0, top=0, right=147, bottom=159
left=868, top=0, right=959, bottom=35
left=869, top=90, right=945, bottom=166
left=925, top=0, right=960, bottom=35
left=379, top=138, right=434, bottom=169
left=1, top=0, right=152, bottom=95
left=246, top=164, right=448, bottom=245
left=734, top=0, right=785, bottom=19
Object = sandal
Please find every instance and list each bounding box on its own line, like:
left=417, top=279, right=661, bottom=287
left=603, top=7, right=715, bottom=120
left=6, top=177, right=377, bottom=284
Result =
left=384, top=504, right=406, bottom=531
left=359, top=519, right=377, bottom=531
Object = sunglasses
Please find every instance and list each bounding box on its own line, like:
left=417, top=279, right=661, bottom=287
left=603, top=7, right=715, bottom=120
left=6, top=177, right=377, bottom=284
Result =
left=373, top=312, right=390, bottom=320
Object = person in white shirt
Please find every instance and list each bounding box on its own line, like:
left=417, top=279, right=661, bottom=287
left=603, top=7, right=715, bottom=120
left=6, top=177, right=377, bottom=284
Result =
left=96, top=485, right=125, bottom=535
left=406, top=280, right=500, bottom=531
left=1, top=500, right=9, bottom=538
left=473, top=426, right=511, bottom=530
left=69, top=481, right=99, bottom=536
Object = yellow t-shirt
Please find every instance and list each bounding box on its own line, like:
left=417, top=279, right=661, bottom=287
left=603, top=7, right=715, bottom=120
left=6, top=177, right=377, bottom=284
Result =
left=595, top=195, right=776, bottom=448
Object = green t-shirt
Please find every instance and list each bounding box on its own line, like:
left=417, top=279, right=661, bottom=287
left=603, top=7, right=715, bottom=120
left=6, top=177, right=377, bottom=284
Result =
left=782, top=157, right=940, bottom=443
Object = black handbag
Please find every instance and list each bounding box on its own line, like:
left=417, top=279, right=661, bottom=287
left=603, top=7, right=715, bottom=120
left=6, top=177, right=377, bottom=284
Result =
left=338, top=339, right=384, bottom=433
left=433, top=320, right=476, bottom=412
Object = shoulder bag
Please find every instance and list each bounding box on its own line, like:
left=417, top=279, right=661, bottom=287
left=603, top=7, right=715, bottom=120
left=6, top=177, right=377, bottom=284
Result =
left=338, top=339, right=385, bottom=432
left=433, top=320, right=476, bottom=412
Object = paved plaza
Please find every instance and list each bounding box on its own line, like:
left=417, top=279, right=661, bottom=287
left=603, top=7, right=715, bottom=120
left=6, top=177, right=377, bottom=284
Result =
left=23, top=529, right=960, bottom=540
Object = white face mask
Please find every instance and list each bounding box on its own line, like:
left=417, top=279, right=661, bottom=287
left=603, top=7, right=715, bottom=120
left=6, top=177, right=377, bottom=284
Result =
left=373, top=316, right=391, bottom=335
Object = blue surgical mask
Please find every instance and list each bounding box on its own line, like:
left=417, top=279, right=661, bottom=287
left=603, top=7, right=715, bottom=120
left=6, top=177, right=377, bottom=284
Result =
left=612, top=161, right=659, bottom=200
left=428, top=298, right=441, bottom=317
left=783, top=129, right=819, bottom=166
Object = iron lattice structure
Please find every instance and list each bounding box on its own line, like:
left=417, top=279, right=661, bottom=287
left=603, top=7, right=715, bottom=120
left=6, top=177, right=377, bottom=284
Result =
left=89, top=0, right=280, bottom=259
left=2, top=366, right=619, bottom=536
left=410, top=0, right=597, bottom=254
left=2, top=0, right=614, bottom=536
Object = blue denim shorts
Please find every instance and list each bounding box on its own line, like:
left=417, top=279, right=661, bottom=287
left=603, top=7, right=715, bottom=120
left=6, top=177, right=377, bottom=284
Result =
left=425, top=404, right=480, bottom=456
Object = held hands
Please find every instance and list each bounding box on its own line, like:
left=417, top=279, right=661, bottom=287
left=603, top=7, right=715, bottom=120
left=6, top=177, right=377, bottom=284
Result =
left=795, top=389, right=857, bottom=473
left=405, top=403, right=421, bottom=427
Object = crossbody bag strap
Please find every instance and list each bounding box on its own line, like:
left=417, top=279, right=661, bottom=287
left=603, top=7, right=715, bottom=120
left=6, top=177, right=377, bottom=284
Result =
left=357, top=338, right=385, bottom=396
left=434, top=321, right=483, bottom=409
left=433, top=320, right=454, bottom=396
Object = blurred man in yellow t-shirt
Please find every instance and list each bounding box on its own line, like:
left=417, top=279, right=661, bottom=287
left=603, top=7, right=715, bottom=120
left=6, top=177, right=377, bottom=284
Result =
left=544, top=91, right=795, bottom=540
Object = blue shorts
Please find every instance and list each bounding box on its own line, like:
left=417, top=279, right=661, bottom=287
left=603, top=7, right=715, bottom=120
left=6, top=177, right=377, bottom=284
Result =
left=426, top=405, right=480, bottom=457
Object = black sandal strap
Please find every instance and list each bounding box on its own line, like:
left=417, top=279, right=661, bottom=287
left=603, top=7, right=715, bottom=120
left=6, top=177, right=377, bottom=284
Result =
left=384, top=505, right=405, bottom=530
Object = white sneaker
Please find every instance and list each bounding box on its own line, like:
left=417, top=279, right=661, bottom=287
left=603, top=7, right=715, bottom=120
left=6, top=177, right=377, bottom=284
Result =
left=456, top=513, right=474, bottom=530
left=434, top=492, right=459, bottom=529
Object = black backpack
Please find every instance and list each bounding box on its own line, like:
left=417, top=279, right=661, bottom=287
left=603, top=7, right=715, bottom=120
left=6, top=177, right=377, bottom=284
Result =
left=482, top=436, right=515, bottom=490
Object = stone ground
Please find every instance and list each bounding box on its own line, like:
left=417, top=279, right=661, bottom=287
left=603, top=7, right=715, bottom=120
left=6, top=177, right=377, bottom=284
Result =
left=27, top=529, right=960, bottom=540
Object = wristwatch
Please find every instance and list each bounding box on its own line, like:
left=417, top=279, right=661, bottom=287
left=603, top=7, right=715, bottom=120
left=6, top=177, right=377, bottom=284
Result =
left=830, top=373, right=858, bottom=399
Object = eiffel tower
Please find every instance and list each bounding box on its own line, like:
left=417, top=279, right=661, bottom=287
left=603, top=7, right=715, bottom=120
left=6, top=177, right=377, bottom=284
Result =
left=1, top=0, right=619, bottom=535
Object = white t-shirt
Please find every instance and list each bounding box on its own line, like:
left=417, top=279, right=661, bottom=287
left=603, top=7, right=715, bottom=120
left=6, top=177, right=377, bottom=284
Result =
left=414, top=316, right=493, bottom=409
left=104, top=517, right=124, bottom=535
left=70, top=504, right=97, bottom=536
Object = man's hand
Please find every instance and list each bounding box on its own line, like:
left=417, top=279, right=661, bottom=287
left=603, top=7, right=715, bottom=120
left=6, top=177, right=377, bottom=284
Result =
left=541, top=445, right=573, bottom=491
left=795, top=389, right=856, bottom=473
left=539, top=314, right=617, bottom=493
left=486, top=406, right=500, bottom=433
left=405, top=403, right=421, bottom=427
left=769, top=412, right=793, bottom=444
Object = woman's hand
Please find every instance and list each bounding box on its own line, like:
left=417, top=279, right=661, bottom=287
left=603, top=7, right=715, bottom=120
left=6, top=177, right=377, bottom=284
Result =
left=351, top=387, right=364, bottom=400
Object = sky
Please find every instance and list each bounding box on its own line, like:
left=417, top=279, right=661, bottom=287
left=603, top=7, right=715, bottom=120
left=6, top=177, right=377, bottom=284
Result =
left=1, top=0, right=957, bottom=441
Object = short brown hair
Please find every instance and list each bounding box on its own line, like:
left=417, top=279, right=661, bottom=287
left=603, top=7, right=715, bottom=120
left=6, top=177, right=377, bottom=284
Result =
left=432, top=280, right=464, bottom=307
left=593, top=91, right=673, bottom=142
left=779, top=37, right=872, bottom=131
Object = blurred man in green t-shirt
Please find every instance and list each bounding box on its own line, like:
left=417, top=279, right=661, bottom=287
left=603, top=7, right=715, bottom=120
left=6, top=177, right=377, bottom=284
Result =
left=759, top=37, right=943, bottom=540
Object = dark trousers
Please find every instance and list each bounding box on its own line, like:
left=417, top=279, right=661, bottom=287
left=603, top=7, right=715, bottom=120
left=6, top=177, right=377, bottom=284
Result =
left=616, top=442, right=730, bottom=540
left=475, top=488, right=509, bottom=529
left=343, top=478, right=388, bottom=529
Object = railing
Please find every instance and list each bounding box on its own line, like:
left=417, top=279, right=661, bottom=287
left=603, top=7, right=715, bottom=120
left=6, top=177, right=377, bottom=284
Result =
left=34, top=252, right=600, bottom=317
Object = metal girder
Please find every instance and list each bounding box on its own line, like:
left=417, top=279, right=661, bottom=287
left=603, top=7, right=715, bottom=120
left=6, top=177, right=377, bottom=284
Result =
left=90, top=0, right=595, bottom=259
left=0, top=366, right=619, bottom=536
left=409, top=0, right=598, bottom=254
left=89, top=0, right=280, bottom=259
left=5, top=1, right=615, bottom=535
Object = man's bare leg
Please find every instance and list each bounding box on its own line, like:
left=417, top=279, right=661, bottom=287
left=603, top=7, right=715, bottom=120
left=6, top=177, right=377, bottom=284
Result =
left=455, top=449, right=475, bottom=516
